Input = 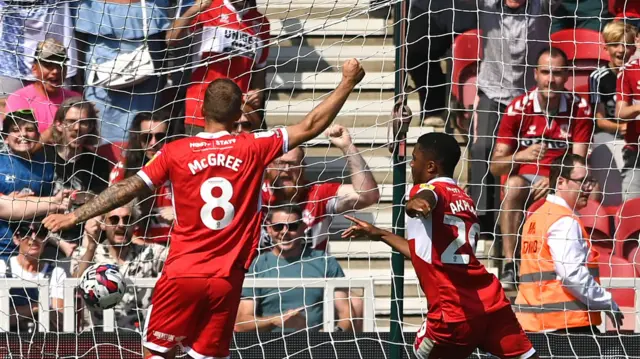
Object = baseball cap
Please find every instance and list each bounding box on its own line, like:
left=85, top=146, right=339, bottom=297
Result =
left=2, top=109, right=38, bottom=134
left=35, top=38, right=67, bottom=62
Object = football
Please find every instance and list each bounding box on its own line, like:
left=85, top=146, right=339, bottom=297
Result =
left=79, top=263, right=127, bottom=310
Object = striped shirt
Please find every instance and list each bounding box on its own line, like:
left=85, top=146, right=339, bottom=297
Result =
left=588, top=66, right=617, bottom=121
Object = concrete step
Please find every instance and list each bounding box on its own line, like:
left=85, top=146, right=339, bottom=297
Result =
left=267, top=45, right=394, bottom=64
left=275, top=36, right=392, bottom=48
left=258, top=0, right=392, bottom=19
left=267, top=58, right=395, bottom=73
left=264, top=98, right=421, bottom=125
left=266, top=71, right=395, bottom=90
left=271, top=18, right=392, bottom=37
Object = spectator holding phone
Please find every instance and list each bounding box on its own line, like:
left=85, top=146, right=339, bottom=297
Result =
left=489, top=48, right=594, bottom=289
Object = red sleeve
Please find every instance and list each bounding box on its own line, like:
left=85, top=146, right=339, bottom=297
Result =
left=572, top=98, right=595, bottom=143
left=137, top=149, right=170, bottom=190
left=306, top=182, right=342, bottom=216
left=256, top=18, right=270, bottom=69
left=108, top=160, right=126, bottom=186
left=251, top=128, right=289, bottom=166
left=496, top=109, right=520, bottom=149
left=617, top=68, right=634, bottom=104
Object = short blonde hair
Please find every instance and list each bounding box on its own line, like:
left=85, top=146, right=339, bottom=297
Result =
left=603, top=21, right=638, bottom=45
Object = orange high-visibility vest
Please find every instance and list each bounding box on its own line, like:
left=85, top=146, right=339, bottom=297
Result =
left=514, top=199, right=602, bottom=332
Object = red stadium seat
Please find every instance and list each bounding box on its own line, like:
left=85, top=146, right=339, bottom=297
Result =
left=578, top=200, right=613, bottom=251
left=451, top=29, right=483, bottom=131
left=597, top=254, right=636, bottom=331
left=614, top=198, right=640, bottom=257
left=96, top=141, right=127, bottom=167
left=551, top=29, right=610, bottom=92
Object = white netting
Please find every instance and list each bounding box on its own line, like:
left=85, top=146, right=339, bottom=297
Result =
left=0, top=0, right=639, bottom=358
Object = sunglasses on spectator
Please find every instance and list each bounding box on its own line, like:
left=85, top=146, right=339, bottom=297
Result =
left=269, top=222, right=302, bottom=232
left=140, top=132, right=166, bottom=143
left=106, top=215, right=132, bottom=226
left=18, top=226, right=49, bottom=240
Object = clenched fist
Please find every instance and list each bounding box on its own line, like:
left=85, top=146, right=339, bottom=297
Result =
left=326, top=124, right=353, bottom=150
left=341, top=58, right=365, bottom=86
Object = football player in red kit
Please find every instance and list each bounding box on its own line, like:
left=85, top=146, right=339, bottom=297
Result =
left=342, top=132, right=538, bottom=359
left=42, top=59, right=365, bottom=359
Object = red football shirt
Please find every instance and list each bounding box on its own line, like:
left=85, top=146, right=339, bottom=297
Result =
left=496, top=89, right=594, bottom=177
left=110, top=160, right=173, bottom=244
left=407, top=177, right=510, bottom=322
left=185, top=0, right=270, bottom=127
left=616, top=58, right=640, bottom=149
left=261, top=181, right=341, bottom=250
left=138, top=129, right=288, bottom=278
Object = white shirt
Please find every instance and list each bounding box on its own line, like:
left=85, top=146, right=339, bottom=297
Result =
left=545, top=194, right=614, bottom=310
left=0, top=256, right=67, bottom=300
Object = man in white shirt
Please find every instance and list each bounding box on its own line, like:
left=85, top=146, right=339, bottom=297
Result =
left=515, top=154, right=623, bottom=334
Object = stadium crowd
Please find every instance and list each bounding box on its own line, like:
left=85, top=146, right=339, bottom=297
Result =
left=0, top=0, right=640, bottom=336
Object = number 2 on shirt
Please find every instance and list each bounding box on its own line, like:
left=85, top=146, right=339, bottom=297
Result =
left=200, top=177, right=235, bottom=230
left=442, top=214, right=479, bottom=265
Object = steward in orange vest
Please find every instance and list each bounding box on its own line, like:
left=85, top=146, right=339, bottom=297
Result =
left=514, top=195, right=612, bottom=332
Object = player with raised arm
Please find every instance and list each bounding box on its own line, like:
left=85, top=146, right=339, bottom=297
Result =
left=342, top=132, right=537, bottom=359
left=42, top=58, right=365, bottom=359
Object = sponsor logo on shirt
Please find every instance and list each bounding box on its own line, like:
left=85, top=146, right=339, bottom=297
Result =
left=526, top=125, right=537, bottom=135
left=254, top=130, right=277, bottom=139
left=4, top=174, right=15, bottom=183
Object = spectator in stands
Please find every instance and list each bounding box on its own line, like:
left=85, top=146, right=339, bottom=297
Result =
left=263, top=125, right=380, bottom=251
left=469, top=0, right=561, bottom=270
left=234, top=102, right=266, bottom=134
left=75, top=0, right=172, bottom=144
left=551, top=0, right=612, bottom=33
left=590, top=21, right=637, bottom=144
left=0, top=110, right=55, bottom=260
left=235, top=204, right=354, bottom=333
left=0, top=1, right=77, bottom=104
left=0, top=221, right=67, bottom=332
left=489, top=48, right=594, bottom=289
left=109, top=112, right=174, bottom=244
left=406, top=0, right=477, bottom=126
left=515, top=155, right=623, bottom=333
left=615, top=35, right=640, bottom=200
left=46, top=97, right=111, bottom=257
left=0, top=190, right=71, bottom=261
left=4, top=39, right=81, bottom=144
left=166, top=0, right=270, bottom=135
left=71, top=201, right=167, bottom=330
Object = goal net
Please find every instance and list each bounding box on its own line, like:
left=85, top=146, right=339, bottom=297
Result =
left=0, top=0, right=639, bottom=358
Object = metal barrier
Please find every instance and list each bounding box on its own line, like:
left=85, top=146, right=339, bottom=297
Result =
left=0, top=277, right=376, bottom=333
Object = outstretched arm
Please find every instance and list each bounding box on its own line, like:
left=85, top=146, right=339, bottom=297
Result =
left=286, top=59, right=365, bottom=149
left=0, top=192, right=69, bottom=219
left=342, top=215, right=411, bottom=259
left=42, top=176, right=148, bottom=232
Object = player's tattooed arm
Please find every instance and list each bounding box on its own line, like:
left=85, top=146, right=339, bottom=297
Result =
left=405, top=190, right=437, bottom=219
left=73, top=176, right=148, bottom=224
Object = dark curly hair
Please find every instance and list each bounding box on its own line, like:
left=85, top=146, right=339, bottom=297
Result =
left=123, top=111, right=173, bottom=179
